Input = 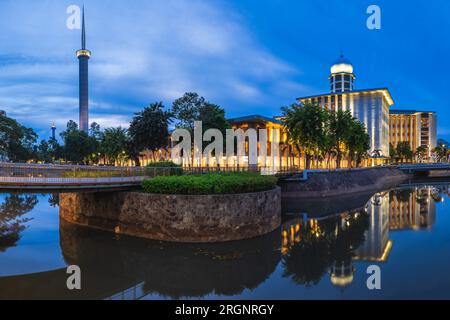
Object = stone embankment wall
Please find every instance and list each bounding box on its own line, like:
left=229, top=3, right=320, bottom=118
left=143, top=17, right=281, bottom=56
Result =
left=60, top=188, right=281, bottom=243
left=279, top=167, right=410, bottom=199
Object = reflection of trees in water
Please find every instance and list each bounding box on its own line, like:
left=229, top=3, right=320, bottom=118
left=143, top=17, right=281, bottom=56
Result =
left=390, top=187, right=446, bottom=205
left=59, top=219, right=281, bottom=299
left=390, top=189, right=412, bottom=203
left=281, top=211, right=369, bottom=287
left=0, top=194, right=38, bottom=252
left=47, top=194, right=59, bottom=208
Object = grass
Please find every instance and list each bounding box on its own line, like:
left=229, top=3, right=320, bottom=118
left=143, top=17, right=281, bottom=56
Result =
left=141, top=173, right=278, bottom=195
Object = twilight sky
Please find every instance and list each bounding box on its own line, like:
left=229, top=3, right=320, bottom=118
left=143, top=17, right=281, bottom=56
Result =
left=0, top=0, right=449, bottom=140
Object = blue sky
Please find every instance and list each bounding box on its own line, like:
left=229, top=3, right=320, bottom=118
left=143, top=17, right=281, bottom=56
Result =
left=0, top=0, right=449, bottom=140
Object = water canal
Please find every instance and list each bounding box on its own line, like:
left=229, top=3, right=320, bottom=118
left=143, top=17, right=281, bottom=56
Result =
left=1, top=181, right=450, bottom=299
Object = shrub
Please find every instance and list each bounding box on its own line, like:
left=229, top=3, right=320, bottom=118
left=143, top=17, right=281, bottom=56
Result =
left=142, top=173, right=278, bottom=195
left=146, top=161, right=181, bottom=168
left=146, top=161, right=182, bottom=176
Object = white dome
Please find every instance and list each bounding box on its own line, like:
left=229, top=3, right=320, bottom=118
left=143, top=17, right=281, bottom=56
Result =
left=331, top=63, right=353, bottom=74
left=330, top=55, right=354, bottom=74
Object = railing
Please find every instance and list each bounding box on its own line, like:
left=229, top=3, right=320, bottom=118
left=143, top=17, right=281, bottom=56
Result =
left=0, top=163, right=147, bottom=178
left=0, top=176, right=144, bottom=187
left=398, top=163, right=450, bottom=170
left=0, top=163, right=301, bottom=181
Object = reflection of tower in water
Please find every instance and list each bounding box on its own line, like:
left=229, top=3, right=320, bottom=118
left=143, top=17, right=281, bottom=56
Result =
left=354, top=192, right=392, bottom=262
left=390, top=187, right=436, bottom=231
left=281, top=186, right=441, bottom=289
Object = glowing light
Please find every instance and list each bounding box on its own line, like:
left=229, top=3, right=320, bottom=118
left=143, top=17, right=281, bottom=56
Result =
left=331, top=63, right=353, bottom=74
left=76, top=49, right=91, bottom=58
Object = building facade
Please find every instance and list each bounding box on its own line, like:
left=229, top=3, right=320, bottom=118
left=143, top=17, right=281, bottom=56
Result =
left=389, top=110, right=437, bottom=156
left=140, top=54, right=437, bottom=168
left=228, top=115, right=295, bottom=168
left=298, top=55, right=394, bottom=158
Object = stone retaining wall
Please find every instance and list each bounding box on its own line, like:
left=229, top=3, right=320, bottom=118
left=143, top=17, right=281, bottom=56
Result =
left=279, top=167, right=410, bottom=199
left=59, top=187, right=281, bottom=243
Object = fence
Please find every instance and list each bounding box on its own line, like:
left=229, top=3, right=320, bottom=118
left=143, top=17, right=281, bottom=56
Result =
left=0, top=163, right=301, bottom=180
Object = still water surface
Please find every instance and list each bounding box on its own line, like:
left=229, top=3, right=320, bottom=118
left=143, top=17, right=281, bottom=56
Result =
left=1, top=183, right=450, bottom=300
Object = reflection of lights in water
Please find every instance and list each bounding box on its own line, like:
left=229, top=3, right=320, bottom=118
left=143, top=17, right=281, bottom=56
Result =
left=330, top=273, right=354, bottom=287
left=281, top=184, right=446, bottom=288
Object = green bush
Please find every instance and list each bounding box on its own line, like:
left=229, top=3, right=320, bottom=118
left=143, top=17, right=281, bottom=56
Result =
left=146, top=161, right=182, bottom=168
left=146, top=161, right=183, bottom=176
left=142, top=173, right=278, bottom=195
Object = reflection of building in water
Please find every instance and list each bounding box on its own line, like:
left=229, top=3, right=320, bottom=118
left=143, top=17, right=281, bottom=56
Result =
left=390, top=187, right=436, bottom=231
left=354, top=192, right=392, bottom=262
left=281, top=211, right=368, bottom=288
left=330, top=260, right=355, bottom=288
left=281, top=186, right=442, bottom=289
left=281, top=219, right=321, bottom=255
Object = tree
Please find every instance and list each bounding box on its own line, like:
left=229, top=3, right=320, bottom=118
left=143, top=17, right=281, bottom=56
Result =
left=198, top=103, right=230, bottom=137
left=172, top=92, right=230, bottom=141
left=433, top=144, right=448, bottom=163
left=37, top=140, right=52, bottom=163
left=0, top=111, right=37, bottom=162
left=0, top=194, right=37, bottom=252
left=282, top=103, right=328, bottom=169
left=172, top=92, right=205, bottom=132
left=61, top=121, right=97, bottom=164
left=48, top=138, right=64, bottom=162
left=327, top=110, right=353, bottom=168
left=128, top=102, right=172, bottom=166
left=389, top=143, right=397, bottom=163
left=89, top=122, right=103, bottom=141
left=396, top=142, right=413, bottom=163
left=346, top=121, right=370, bottom=168
left=101, top=127, right=129, bottom=166
left=415, top=145, right=428, bottom=163
left=282, top=103, right=371, bottom=169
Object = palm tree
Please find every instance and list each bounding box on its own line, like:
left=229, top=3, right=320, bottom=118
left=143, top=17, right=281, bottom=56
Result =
left=346, top=121, right=370, bottom=168
left=100, top=127, right=129, bottom=165
left=282, top=103, right=327, bottom=169
left=415, top=145, right=427, bottom=163
left=327, top=110, right=353, bottom=169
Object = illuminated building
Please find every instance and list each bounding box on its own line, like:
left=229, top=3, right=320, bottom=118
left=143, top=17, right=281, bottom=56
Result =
left=389, top=110, right=437, bottom=155
left=227, top=115, right=296, bottom=168
left=298, top=55, right=393, bottom=158
left=354, top=192, right=392, bottom=262
left=329, top=261, right=355, bottom=288
left=151, top=54, right=438, bottom=168
left=76, top=7, right=91, bottom=133
left=389, top=187, right=436, bottom=231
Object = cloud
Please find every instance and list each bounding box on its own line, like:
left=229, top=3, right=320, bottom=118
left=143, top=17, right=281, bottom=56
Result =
left=0, top=0, right=306, bottom=138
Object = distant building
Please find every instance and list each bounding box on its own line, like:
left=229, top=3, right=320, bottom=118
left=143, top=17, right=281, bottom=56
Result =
left=76, top=7, right=91, bottom=133
left=389, top=110, right=437, bottom=155
left=51, top=122, right=56, bottom=140
left=227, top=115, right=294, bottom=168
left=298, top=55, right=394, bottom=158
